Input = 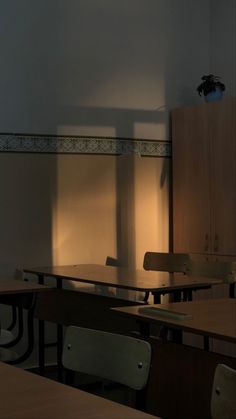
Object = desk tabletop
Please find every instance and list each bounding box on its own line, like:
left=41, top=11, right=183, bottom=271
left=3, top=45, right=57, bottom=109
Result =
left=0, top=363, right=158, bottom=418
left=24, top=264, right=222, bottom=292
left=113, top=298, right=236, bottom=343
left=0, top=279, right=51, bottom=295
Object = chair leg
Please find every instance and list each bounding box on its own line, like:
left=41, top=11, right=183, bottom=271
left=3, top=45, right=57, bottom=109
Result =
left=152, top=292, right=161, bottom=304
left=229, top=283, right=235, bottom=298
left=0, top=306, right=24, bottom=348
left=57, top=324, right=64, bottom=382
left=64, top=369, right=75, bottom=386
left=203, top=336, right=209, bottom=351
left=7, top=295, right=36, bottom=365
left=7, top=306, right=18, bottom=331
left=143, top=292, right=150, bottom=303
left=135, top=388, right=147, bottom=411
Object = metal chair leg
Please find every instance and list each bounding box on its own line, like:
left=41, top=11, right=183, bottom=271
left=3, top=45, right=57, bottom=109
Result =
left=7, top=294, right=36, bottom=365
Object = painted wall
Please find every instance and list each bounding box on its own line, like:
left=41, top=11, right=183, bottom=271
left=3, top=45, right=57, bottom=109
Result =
left=0, top=0, right=211, bottom=139
left=0, top=0, right=235, bottom=365
left=0, top=0, right=210, bottom=278
left=209, top=0, right=236, bottom=97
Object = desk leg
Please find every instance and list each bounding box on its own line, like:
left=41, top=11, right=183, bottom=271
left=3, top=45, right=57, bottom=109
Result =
left=171, top=329, right=183, bottom=344
left=138, top=321, right=150, bottom=337
left=203, top=336, right=209, bottom=351
left=38, top=274, right=45, bottom=375
left=56, top=278, right=64, bottom=382
left=173, top=291, right=182, bottom=302
left=152, top=292, right=161, bottom=304
left=230, top=283, right=235, bottom=298
left=182, top=290, right=192, bottom=301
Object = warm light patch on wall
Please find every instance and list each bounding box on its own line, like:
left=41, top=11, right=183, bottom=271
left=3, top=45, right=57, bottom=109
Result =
left=52, top=154, right=117, bottom=266
left=51, top=152, right=169, bottom=271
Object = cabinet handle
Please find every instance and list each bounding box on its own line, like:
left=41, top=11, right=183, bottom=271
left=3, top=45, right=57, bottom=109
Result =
left=204, top=233, right=209, bottom=252
left=214, top=234, right=219, bottom=252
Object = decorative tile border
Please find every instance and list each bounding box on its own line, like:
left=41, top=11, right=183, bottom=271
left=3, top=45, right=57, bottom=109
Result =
left=0, top=133, right=171, bottom=157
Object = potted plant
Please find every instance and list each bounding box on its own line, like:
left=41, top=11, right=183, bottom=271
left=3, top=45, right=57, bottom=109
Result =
left=197, top=74, right=225, bottom=102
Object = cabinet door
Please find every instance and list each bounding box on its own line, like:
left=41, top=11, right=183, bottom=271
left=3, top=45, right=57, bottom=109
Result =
left=210, top=98, right=236, bottom=255
left=172, top=104, right=211, bottom=253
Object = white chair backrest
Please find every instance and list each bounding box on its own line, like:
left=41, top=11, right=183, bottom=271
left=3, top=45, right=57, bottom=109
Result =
left=62, top=326, right=151, bottom=391
left=143, top=252, right=190, bottom=273
left=211, top=363, right=236, bottom=419
left=187, top=260, right=236, bottom=283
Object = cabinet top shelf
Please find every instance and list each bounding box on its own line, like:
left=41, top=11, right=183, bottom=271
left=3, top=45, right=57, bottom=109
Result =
left=172, top=97, right=236, bottom=113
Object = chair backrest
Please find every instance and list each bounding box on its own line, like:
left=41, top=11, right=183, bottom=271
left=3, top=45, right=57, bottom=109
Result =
left=187, top=259, right=236, bottom=283
left=143, top=252, right=190, bottom=273
left=105, top=256, right=120, bottom=267
left=62, top=326, right=151, bottom=391
left=211, top=363, right=236, bottom=419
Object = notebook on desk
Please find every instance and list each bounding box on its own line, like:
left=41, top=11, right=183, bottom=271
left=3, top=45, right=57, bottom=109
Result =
left=138, top=306, right=193, bottom=320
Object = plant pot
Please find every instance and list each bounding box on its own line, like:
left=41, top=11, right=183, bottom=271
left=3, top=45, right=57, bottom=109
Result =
left=205, top=87, right=223, bottom=102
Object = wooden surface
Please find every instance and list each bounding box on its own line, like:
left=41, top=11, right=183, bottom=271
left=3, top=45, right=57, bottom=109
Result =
left=147, top=340, right=236, bottom=419
left=0, top=278, right=51, bottom=295
left=24, top=264, right=222, bottom=292
left=0, top=362, right=158, bottom=419
left=172, top=101, right=211, bottom=253
left=211, top=98, right=236, bottom=255
left=172, top=98, right=236, bottom=256
left=113, top=298, right=236, bottom=343
left=35, top=289, right=143, bottom=333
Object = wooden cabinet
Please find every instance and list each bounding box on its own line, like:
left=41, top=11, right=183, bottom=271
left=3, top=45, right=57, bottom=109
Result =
left=172, top=98, right=236, bottom=256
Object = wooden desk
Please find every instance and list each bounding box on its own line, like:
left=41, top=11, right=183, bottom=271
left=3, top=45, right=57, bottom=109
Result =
left=113, top=300, right=236, bottom=418
left=24, top=264, right=222, bottom=379
left=24, top=264, right=222, bottom=303
left=0, top=278, right=52, bottom=295
left=113, top=298, right=236, bottom=343
left=0, top=362, right=158, bottom=418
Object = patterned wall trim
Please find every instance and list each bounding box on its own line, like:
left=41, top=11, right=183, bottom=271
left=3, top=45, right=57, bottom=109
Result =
left=0, top=133, right=171, bottom=157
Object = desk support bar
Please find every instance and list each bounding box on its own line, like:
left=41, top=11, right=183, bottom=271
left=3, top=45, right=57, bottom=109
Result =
left=56, top=277, right=63, bottom=382
left=38, top=274, right=45, bottom=375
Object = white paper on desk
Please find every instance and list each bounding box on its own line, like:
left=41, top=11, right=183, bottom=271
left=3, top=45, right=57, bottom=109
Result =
left=138, top=306, right=193, bottom=320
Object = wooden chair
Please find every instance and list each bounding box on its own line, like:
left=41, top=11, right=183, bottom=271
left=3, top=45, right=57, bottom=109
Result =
left=187, top=259, right=236, bottom=297
left=143, top=252, right=190, bottom=302
left=105, top=256, right=146, bottom=303
left=0, top=303, right=24, bottom=346
left=0, top=268, right=27, bottom=360
left=143, top=252, right=190, bottom=273
left=0, top=269, right=25, bottom=347
left=0, top=286, right=36, bottom=364
left=0, top=304, right=21, bottom=362
left=211, top=364, right=236, bottom=419
left=186, top=259, right=236, bottom=280
left=62, top=326, right=151, bottom=409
